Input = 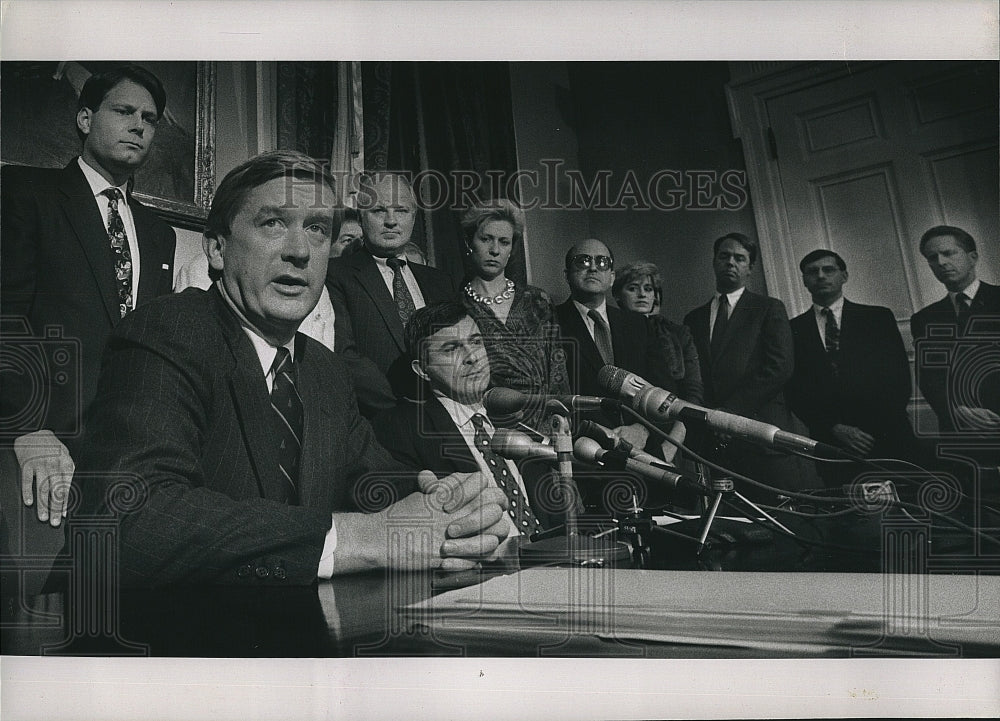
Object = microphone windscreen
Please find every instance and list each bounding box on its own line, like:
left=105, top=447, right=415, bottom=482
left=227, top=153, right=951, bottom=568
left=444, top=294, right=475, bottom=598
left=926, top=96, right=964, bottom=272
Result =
left=482, top=387, right=528, bottom=416
left=490, top=429, right=556, bottom=461
left=597, top=365, right=628, bottom=396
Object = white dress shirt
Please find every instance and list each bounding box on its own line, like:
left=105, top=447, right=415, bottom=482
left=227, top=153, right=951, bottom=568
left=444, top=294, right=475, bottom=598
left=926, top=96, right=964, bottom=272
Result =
left=372, top=253, right=427, bottom=309
left=435, top=393, right=530, bottom=539
left=812, top=294, right=845, bottom=340
left=78, top=157, right=141, bottom=303
left=949, top=278, right=981, bottom=314
left=709, top=286, right=746, bottom=341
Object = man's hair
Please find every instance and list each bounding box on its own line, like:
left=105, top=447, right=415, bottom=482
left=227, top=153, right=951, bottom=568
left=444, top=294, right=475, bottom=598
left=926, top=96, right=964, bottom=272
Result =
left=76, top=65, right=167, bottom=142
left=712, top=232, right=758, bottom=266
left=205, top=150, right=338, bottom=241
left=404, top=301, right=470, bottom=365
left=356, top=171, right=417, bottom=211
left=612, top=261, right=662, bottom=305
left=799, top=249, right=847, bottom=273
left=919, top=225, right=977, bottom=255
left=460, top=199, right=525, bottom=248
left=565, top=240, right=614, bottom=270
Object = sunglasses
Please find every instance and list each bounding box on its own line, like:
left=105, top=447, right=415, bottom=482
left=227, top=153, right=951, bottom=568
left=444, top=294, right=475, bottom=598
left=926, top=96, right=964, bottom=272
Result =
left=568, top=254, right=614, bottom=271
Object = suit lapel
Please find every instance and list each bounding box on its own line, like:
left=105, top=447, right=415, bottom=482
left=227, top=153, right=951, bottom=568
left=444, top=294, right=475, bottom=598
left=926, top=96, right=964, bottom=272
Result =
left=59, top=162, right=119, bottom=323
left=212, top=289, right=286, bottom=502
left=713, top=291, right=751, bottom=359
left=425, top=397, right=480, bottom=473
left=353, top=253, right=406, bottom=352
left=296, top=335, right=336, bottom=508
left=131, top=199, right=171, bottom=305
left=560, top=301, right=606, bottom=378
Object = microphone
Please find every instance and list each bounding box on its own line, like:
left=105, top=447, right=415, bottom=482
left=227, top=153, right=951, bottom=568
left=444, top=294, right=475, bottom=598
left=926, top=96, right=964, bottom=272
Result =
left=573, top=437, right=710, bottom=497
left=598, top=365, right=845, bottom=457
left=490, top=429, right=557, bottom=461
left=483, top=387, right=620, bottom=416
left=575, top=419, right=665, bottom=468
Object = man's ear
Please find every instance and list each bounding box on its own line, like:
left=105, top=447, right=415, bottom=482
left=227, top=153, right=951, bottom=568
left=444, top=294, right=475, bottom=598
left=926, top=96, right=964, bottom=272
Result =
left=204, top=233, right=225, bottom=274
left=411, top=358, right=430, bottom=382
left=76, top=108, right=92, bottom=137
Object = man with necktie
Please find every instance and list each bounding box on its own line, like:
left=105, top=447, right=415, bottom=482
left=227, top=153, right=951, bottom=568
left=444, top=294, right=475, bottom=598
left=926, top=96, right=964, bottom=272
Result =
left=911, top=225, right=1000, bottom=435
left=1, top=66, right=176, bottom=597
left=69, top=151, right=509, bottom=587
left=787, top=250, right=921, bottom=485
left=684, top=233, right=816, bottom=497
left=554, top=238, right=669, bottom=452
left=374, top=301, right=564, bottom=535
left=325, top=172, right=460, bottom=395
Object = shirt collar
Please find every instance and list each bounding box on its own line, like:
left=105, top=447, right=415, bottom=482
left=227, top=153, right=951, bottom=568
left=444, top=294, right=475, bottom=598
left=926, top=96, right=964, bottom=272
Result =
left=434, top=392, right=489, bottom=430
left=371, top=252, right=407, bottom=269
left=573, top=298, right=608, bottom=323
left=949, top=278, right=980, bottom=306
left=216, top=280, right=295, bottom=377
left=716, top=286, right=746, bottom=308
left=813, top=295, right=845, bottom=317
left=78, top=156, right=128, bottom=199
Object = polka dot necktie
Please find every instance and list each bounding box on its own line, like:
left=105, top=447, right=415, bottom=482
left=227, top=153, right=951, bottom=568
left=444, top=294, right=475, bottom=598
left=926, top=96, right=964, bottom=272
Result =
left=103, top=188, right=133, bottom=318
left=270, top=347, right=302, bottom=504
left=385, top=256, right=417, bottom=327
left=470, top=413, right=541, bottom=535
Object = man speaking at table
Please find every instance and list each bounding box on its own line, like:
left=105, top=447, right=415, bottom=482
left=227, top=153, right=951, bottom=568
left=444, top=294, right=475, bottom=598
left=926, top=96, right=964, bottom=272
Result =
left=70, top=151, right=509, bottom=587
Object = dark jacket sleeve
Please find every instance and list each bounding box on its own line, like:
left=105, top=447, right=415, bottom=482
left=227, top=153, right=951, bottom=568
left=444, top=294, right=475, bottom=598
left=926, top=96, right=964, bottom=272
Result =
left=719, top=297, right=794, bottom=417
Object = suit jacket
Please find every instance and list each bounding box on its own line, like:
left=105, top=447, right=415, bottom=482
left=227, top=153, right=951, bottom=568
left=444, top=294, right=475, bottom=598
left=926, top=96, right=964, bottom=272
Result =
left=555, top=300, right=672, bottom=400
left=788, top=300, right=915, bottom=454
left=373, top=396, right=564, bottom=531
left=325, top=250, right=460, bottom=378
left=1, top=161, right=176, bottom=447
left=910, top=281, right=1000, bottom=432
left=684, top=290, right=795, bottom=427
left=72, top=286, right=409, bottom=587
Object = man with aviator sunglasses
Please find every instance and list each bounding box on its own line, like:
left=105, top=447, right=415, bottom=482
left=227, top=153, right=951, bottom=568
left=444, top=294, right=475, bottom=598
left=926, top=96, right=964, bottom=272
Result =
left=555, top=238, right=672, bottom=452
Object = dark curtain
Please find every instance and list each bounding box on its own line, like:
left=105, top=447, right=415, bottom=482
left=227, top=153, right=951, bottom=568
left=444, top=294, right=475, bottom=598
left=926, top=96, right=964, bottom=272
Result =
left=276, top=62, right=339, bottom=161
left=361, top=62, right=525, bottom=285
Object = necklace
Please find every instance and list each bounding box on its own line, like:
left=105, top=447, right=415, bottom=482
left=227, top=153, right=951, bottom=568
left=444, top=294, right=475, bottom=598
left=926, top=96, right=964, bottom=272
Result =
left=465, top=278, right=515, bottom=305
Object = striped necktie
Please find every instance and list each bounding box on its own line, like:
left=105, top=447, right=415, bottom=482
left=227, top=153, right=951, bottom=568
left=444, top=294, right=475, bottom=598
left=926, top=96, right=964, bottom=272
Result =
left=270, top=347, right=302, bottom=504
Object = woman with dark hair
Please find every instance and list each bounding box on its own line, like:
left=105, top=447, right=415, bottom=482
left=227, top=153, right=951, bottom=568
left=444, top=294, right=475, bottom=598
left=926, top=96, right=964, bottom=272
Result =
left=613, top=261, right=703, bottom=404
left=460, top=199, right=570, bottom=427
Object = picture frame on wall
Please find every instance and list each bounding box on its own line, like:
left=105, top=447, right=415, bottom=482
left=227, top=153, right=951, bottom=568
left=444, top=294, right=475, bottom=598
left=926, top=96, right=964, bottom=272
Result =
left=0, top=60, right=216, bottom=230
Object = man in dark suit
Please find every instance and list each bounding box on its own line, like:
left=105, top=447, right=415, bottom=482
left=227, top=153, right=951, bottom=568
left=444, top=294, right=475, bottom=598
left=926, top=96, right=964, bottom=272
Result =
left=684, top=233, right=816, bottom=497
left=787, top=250, right=920, bottom=484
left=70, top=151, right=509, bottom=587
left=374, top=302, right=564, bottom=534
left=326, top=173, right=460, bottom=394
left=1, top=66, right=176, bottom=600
left=555, top=238, right=670, bottom=452
left=910, top=225, right=1000, bottom=435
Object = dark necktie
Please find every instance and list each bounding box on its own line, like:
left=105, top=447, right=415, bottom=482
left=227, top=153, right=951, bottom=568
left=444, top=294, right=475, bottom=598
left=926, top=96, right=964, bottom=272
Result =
left=955, top=292, right=972, bottom=327
left=385, top=257, right=417, bottom=327
left=822, top=307, right=840, bottom=376
left=588, top=309, right=615, bottom=366
left=270, top=347, right=302, bottom=504
left=103, top=188, right=133, bottom=318
left=711, top=294, right=729, bottom=357
left=470, top=413, right=541, bottom=536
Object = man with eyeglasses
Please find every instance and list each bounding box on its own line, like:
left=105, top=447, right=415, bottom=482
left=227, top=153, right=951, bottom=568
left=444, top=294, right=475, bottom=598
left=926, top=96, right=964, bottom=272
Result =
left=555, top=238, right=670, bottom=451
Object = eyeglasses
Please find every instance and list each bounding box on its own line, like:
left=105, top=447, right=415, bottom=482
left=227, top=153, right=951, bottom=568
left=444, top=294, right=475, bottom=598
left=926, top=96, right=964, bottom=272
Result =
left=568, top=254, right=613, bottom=271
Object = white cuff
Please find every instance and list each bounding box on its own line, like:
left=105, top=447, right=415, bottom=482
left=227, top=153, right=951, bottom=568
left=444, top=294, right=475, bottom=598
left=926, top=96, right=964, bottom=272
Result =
left=316, top=516, right=338, bottom=579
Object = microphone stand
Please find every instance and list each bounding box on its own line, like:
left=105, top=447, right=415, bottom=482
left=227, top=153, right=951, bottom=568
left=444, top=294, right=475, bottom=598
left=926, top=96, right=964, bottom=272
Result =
left=518, top=402, right=630, bottom=566
left=695, top=477, right=795, bottom=554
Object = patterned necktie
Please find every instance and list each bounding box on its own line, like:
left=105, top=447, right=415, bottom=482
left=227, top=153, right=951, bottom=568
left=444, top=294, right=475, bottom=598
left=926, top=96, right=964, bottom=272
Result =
left=385, top=257, right=417, bottom=327
left=822, top=307, right=840, bottom=353
left=588, top=309, right=615, bottom=365
left=955, top=292, right=972, bottom=327
left=103, top=188, right=133, bottom=318
left=711, top=293, right=729, bottom=356
left=270, top=347, right=302, bottom=504
left=470, top=413, right=542, bottom=536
